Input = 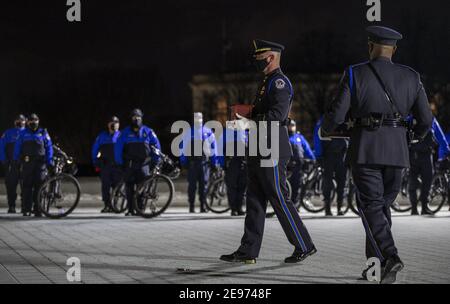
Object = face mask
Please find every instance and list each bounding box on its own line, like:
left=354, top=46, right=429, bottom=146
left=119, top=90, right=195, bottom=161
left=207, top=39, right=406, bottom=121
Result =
left=254, top=58, right=269, bottom=72
left=131, top=118, right=142, bottom=128
left=29, top=122, right=39, bottom=130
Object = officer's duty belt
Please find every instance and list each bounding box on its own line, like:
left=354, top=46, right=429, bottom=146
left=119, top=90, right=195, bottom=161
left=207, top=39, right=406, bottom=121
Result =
left=354, top=117, right=407, bottom=128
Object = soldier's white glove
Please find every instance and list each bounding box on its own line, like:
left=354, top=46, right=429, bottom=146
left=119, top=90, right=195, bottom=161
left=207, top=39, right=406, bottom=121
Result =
left=228, top=113, right=255, bottom=130
left=318, top=127, right=332, bottom=141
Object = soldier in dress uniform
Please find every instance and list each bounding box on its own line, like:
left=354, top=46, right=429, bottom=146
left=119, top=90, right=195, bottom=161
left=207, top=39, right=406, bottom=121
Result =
left=320, top=26, right=433, bottom=283
left=220, top=39, right=316, bottom=264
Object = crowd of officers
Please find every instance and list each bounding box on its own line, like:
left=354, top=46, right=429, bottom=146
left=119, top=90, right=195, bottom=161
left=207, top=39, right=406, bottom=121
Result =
left=1, top=109, right=450, bottom=217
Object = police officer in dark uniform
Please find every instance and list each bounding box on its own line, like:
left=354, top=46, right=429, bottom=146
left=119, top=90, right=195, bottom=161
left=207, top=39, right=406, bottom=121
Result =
left=321, top=26, right=433, bottom=283
left=115, top=109, right=161, bottom=216
left=314, top=117, right=348, bottom=216
left=287, top=119, right=315, bottom=207
left=221, top=125, right=248, bottom=216
left=409, top=117, right=449, bottom=215
left=14, top=114, right=54, bottom=217
left=0, top=115, right=26, bottom=213
left=180, top=112, right=219, bottom=213
left=92, top=116, right=122, bottom=213
left=221, top=40, right=316, bottom=264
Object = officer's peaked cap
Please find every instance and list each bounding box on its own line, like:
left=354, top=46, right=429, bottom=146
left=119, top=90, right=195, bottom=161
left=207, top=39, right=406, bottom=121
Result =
left=366, top=26, right=403, bottom=46
left=253, top=39, right=285, bottom=55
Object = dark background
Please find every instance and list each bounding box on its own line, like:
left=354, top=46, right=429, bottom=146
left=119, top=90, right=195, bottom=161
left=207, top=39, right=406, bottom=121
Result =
left=0, top=0, right=449, bottom=173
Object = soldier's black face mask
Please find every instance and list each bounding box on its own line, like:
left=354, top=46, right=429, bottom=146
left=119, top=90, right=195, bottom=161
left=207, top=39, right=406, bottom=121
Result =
left=253, top=57, right=269, bottom=72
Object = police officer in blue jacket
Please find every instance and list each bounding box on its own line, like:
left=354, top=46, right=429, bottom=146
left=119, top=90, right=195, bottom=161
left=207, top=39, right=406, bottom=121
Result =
left=115, top=109, right=161, bottom=216
left=321, top=26, right=433, bottom=283
left=287, top=119, right=315, bottom=207
left=314, top=117, right=348, bottom=216
left=220, top=124, right=248, bottom=216
left=0, top=114, right=26, bottom=213
left=92, top=116, right=122, bottom=213
left=14, top=114, right=54, bottom=217
left=180, top=112, right=219, bottom=213
left=409, top=117, right=450, bottom=215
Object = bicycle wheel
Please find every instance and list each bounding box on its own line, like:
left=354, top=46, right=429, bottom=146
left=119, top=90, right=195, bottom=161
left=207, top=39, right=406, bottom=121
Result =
left=428, top=173, right=447, bottom=214
left=300, top=178, right=326, bottom=213
left=38, top=173, right=81, bottom=219
left=133, top=174, right=174, bottom=218
left=206, top=176, right=230, bottom=213
left=391, top=170, right=413, bottom=212
left=111, top=182, right=127, bottom=213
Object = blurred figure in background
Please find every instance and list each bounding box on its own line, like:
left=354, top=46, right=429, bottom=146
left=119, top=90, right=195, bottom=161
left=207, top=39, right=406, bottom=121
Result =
left=180, top=112, right=219, bottom=213
left=0, top=114, right=26, bottom=213
left=287, top=119, right=315, bottom=208
left=92, top=116, right=122, bottom=213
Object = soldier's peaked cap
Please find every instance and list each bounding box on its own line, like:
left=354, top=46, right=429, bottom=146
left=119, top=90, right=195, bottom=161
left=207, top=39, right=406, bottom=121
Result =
left=130, top=108, right=143, bottom=117
left=253, top=39, right=285, bottom=55
left=366, top=26, right=403, bottom=46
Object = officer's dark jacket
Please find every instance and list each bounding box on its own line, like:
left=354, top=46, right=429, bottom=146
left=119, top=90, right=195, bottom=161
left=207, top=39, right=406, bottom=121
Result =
left=13, top=128, right=54, bottom=165
left=252, top=68, right=293, bottom=159
left=322, top=57, right=433, bottom=167
left=92, top=130, right=121, bottom=166
left=0, top=127, right=25, bottom=162
left=114, top=126, right=161, bottom=165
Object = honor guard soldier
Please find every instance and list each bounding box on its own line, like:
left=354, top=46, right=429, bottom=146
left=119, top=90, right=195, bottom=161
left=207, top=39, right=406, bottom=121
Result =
left=92, top=116, right=122, bottom=213
left=179, top=112, right=219, bottom=213
left=115, top=109, right=161, bottom=216
left=14, top=114, right=54, bottom=217
left=0, top=115, right=26, bottom=213
left=221, top=39, right=316, bottom=264
left=320, top=26, right=433, bottom=283
left=287, top=119, right=315, bottom=207
left=409, top=117, right=450, bottom=215
left=314, top=117, right=348, bottom=216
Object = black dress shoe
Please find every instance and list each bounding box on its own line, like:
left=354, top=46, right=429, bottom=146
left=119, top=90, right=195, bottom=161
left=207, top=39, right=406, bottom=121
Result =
left=237, top=209, right=246, bottom=216
left=125, top=211, right=135, bottom=216
left=337, top=211, right=345, bottom=216
left=23, top=212, right=32, bottom=217
left=411, top=208, right=419, bottom=215
left=381, top=255, right=404, bottom=284
left=200, top=209, right=208, bottom=213
left=220, top=251, right=256, bottom=264
left=325, top=211, right=333, bottom=216
left=34, top=212, right=42, bottom=218
left=231, top=210, right=238, bottom=216
left=7, top=208, right=16, bottom=214
left=421, top=208, right=433, bottom=215
left=284, top=247, right=317, bottom=263
left=100, top=207, right=109, bottom=213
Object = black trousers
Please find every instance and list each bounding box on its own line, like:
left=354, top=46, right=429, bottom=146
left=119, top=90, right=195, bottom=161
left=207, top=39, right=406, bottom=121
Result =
left=4, top=162, right=21, bottom=209
left=288, top=162, right=302, bottom=205
left=124, top=164, right=150, bottom=212
left=323, top=152, right=347, bottom=206
left=238, top=158, right=315, bottom=258
left=352, top=164, right=402, bottom=261
left=187, top=160, right=209, bottom=209
left=225, top=157, right=247, bottom=211
left=100, top=164, right=122, bottom=207
left=22, top=161, right=47, bottom=213
left=408, top=152, right=433, bottom=208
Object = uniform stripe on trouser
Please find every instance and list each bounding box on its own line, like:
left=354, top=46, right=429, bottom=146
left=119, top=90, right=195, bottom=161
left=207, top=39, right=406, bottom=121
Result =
left=355, top=189, right=385, bottom=262
left=273, top=161, right=307, bottom=252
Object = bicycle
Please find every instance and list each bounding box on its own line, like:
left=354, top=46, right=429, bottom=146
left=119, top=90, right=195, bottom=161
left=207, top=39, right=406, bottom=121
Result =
left=37, top=145, right=81, bottom=219
left=390, top=168, right=413, bottom=213
left=205, top=166, right=230, bottom=214
left=428, top=160, right=450, bottom=214
left=111, top=147, right=180, bottom=218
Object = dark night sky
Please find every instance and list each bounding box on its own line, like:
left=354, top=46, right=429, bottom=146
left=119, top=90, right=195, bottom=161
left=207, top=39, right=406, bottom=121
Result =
left=0, top=0, right=449, bottom=167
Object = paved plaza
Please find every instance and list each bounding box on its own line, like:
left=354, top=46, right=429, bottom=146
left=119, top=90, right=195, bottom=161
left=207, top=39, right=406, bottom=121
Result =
left=0, top=205, right=449, bottom=284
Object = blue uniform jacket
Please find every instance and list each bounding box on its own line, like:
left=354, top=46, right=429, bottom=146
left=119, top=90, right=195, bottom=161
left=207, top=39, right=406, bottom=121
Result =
left=179, top=127, right=218, bottom=166
left=13, top=128, right=53, bottom=165
left=92, top=130, right=121, bottom=166
left=0, top=127, right=25, bottom=162
left=432, top=119, right=450, bottom=160
left=114, top=126, right=161, bottom=166
left=313, top=118, right=323, bottom=159
left=290, top=132, right=316, bottom=161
